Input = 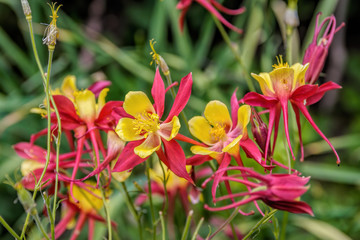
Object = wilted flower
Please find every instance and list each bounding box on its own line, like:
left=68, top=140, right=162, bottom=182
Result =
left=43, top=2, right=62, bottom=46
left=303, top=13, right=345, bottom=84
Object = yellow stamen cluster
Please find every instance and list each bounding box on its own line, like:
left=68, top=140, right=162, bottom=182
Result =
left=133, top=112, right=160, bottom=138
left=210, top=123, right=226, bottom=141
left=272, top=55, right=289, bottom=69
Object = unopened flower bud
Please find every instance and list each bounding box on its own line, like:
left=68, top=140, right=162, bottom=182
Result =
left=250, top=108, right=270, bottom=156
left=21, top=0, right=32, bottom=18
left=15, top=183, right=37, bottom=216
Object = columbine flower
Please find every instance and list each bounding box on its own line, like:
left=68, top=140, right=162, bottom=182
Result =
left=185, top=93, right=272, bottom=208
left=177, top=0, right=245, bottom=33
left=38, top=76, right=122, bottom=199
left=187, top=94, right=263, bottom=167
left=54, top=181, right=116, bottom=240
left=13, top=142, right=88, bottom=191
left=113, top=68, right=193, bottom=183
left=241, top=56, right=341, bottom=164
left=203, top=167, right=314, bottom=216
left=303, top=13, right=345, bottom=84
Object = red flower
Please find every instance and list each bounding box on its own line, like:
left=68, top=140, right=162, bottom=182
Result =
left=241, top=58, right=341, bottom=163
left=203, top=167, right=314, bottom=216
left=303, top=13, right=345, bottom=84
left=177, top=0, right=245, bottom=33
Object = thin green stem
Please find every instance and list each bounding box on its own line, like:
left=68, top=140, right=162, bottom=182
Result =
left=0, top=216, right=21, bottom=240
left=33, top=214, right=50, bottom=240
left=118, top=182, right=143, bottom=240
left=159, top=211, right=166, bottom=240
left=191, top=217, right=204, bottom=240
left=212, top=16, right=256, bottom=92
left=22, top=15, right=62, bottom=240
left=35, top=46, right=54, bottom=191
left=146, top=160, right=157, bottom=240
left=280, top=211, right=288, bottom=240
left=158, top=159, right=169, bottom=214
left=208, top=206, right=240, bottom=239
left=180, top=210, right=193, bottom=240
left=242, top=209, right=278, bottom=240
left=20, top=212, right=31, bottom=239
left=286, top=31, right=293, bottom=65
left=99, top=180, right=112, bottom=240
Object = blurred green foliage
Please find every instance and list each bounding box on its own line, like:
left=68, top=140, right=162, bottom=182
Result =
left=0, top=0, right=359, bottom=239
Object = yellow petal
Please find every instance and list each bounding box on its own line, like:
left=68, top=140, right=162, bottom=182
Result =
left=237, top=104, right=251, bottom=131
left=123, top=91, right=155, bottom=117
left=21, top=160, right=44, bottom=176
left=222, top=134, right=242, bottom=156
left=97, top=88, right=109, bottom=116
left=188, top=116, right=214, bottom=145
left=269, top=67, right=294, bottom=96
left=61, top=75, right=77, bottom=100
left=158, top=116, right=180, bottom=141
left=75, top=89, right=96, bottom=122
left=134, top=133, right=161, bottom=158
left=251, top=72, right=275, bottom=95
left=111, top=170, right=132, bottom=182
left=69, top=181, right=104, bottom=213
left=190, top=145, right=219, bottom=159
left=291, top=63, right=309, bottom=89
left=115, top=117, right=144, bottom=141
left=204, top=101, right=232, bottom=130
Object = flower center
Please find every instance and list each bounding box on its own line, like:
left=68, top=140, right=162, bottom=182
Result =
left=210, top=123, right=227, bottom=141
left=272, top=55, right=289, bottom=69
left=133, top=112, right=160, bottom=138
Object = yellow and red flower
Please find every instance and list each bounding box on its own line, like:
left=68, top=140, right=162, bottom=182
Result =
left=241, top=57, right=341, bottom=164
left=113, top=68, right=193, bottom=183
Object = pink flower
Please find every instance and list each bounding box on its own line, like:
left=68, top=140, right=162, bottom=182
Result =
left=13, top=142, right=89, bottom=191
left=303, top=13, right=345, bottom=84
left=177, top=0, right=245, bottom=33
left=203, top=167, right=314, bottom=216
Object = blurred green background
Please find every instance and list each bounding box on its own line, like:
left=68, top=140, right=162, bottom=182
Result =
left=0, top=0, right=359, bottom=239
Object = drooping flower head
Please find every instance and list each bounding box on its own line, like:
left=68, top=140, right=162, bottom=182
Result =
left=203, top=167, right=314, bottom=216
left=241, top=56, right=341, bottom=164
left=177, top=0, right=245, bottom=33
left=113, top=68, right=193, bottom=183
left=43, top=2, right=62, bottom=46
left=303, top=13, right=345, bottom=84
